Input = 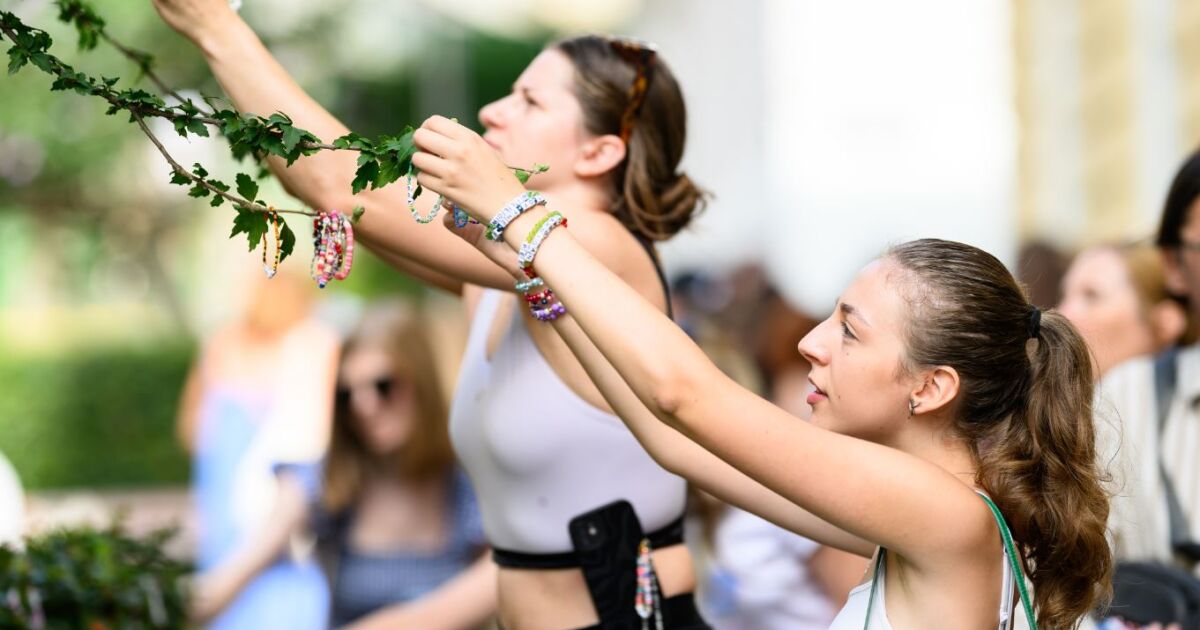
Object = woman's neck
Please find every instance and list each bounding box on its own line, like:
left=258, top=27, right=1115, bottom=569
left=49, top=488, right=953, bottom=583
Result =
left=541, top=180, right=611, bottom=216
left=894, top=419, right=979, bottom=487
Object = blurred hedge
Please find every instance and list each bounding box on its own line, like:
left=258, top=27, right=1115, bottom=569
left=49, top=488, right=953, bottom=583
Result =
left=0, top=344, right=194, bottom=490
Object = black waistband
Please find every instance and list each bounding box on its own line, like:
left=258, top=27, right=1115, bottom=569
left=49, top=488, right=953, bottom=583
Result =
left=492, top=516, right=685, bottom=569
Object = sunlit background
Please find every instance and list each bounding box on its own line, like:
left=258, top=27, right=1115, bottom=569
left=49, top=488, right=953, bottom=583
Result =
left=0, top=0, right=1194, bottom=573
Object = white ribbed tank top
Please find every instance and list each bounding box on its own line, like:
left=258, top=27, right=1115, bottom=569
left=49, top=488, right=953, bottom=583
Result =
left=448, top=289, right=687, bottom=553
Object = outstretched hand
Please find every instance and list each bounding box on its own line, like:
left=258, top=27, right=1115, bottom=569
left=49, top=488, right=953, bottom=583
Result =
left=412, top=116, right=527, bottom=225
left=150, top=0, right=241, bottom=45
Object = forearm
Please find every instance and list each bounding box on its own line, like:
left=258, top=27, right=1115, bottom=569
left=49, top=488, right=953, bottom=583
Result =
left=195, top=17, right=355, bottom=205
left=552, top=315, right=872, bottom=556
left=343, top=553, right=497, bottom=630
left=192, top=21, right=513, bottom=289
left=503, top=215, right=714, bottom=422
left=204, top=474, right=308, bottom=597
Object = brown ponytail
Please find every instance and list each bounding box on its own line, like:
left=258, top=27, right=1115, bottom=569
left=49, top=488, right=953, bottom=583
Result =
left=889, top=239, right=1112, bottom=629
left=553, top=35, right=708, bottom=241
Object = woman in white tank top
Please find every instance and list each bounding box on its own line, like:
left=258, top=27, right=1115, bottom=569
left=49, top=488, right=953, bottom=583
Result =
left=404, top=133, right=1117, bottom=630
left=154, top=3, right=709, bottom=626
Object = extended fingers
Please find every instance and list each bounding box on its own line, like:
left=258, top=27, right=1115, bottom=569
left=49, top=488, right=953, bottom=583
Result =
left=413, top=126, right=459, bottom=159
left=421, top=115, right=474, bottom=141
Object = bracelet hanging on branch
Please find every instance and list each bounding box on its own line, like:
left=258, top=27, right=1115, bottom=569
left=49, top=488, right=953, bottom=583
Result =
left=0, top=1, right=548, bottom=281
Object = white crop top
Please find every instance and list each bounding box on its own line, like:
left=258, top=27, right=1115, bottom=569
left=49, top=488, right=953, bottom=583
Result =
left=448, top=289, right=687, bottom=553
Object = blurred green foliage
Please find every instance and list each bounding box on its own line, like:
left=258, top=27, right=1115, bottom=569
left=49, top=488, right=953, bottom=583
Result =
left=0, top=524, right=190, bottom=629
left=0, top=344, right=193, bottom=490
left=0, top=3, right=546, bottom=491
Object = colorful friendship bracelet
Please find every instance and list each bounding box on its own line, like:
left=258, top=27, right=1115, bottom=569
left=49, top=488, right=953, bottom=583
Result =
left=486, top=191, right=547, bottom=241
left=515, top=277, right=544, bottom=293
left=262, top=209, right=282, bottom=279
left=517, top=211, right=567, bottom=271
left=334, top=214, right=355, bottom=281
left=531, top=302, right=567, bottom=322
left=310, top=211, right=356, bottom=288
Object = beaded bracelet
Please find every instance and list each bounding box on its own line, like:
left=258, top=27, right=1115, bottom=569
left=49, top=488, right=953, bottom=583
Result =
left=262, top=210, right=282, bottom=279
left=310, top=211, right=357, bottom=288
left=405, top=166, right=442, bottom=224
left=517, top=211, right=567, bottom=271
left=523, top=288, right=554, bottom=305
left=311, top=212, right=333, bottom=288
left=531, top=302, right=567, bottom=322
left=486, top=191, right=547, bottom=241
left=334, top=214, right=355, bottom=281
left=515, top=277, right=544, bottom=293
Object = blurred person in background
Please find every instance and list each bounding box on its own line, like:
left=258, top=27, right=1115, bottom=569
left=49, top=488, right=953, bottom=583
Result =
left=190, top=304, right=496, bottom=629
left=1058, top=242, right=1188, bottom=377
left=1017, top=240, right=1070, bottom=309
left=1099, top=149, right=1200, bottom=628
left=153, top=1, right=710, bottom=626
left=703, top=292, right=867, bottom=630
left=178, top=268, right=339, bottom=629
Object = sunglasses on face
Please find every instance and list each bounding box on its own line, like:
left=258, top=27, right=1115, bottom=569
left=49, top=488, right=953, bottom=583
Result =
left=335, top=377, right=398, bottom=408
left=607, top=36, right=658, bottom=143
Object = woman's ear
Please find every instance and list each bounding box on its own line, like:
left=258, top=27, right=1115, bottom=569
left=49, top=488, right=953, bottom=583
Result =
left=909, top=365, right=960, bottom=417
left=1149, top=298, right=1188, bottom=348
left=574, top=134, right=627, bottom=178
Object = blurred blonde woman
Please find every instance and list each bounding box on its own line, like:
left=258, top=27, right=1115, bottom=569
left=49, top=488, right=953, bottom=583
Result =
left=1058, top=242, right=1188, bottom=377
left=190, top=304, right=496, bottom=629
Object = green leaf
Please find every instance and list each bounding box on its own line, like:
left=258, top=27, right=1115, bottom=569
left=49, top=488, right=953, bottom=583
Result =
left=235, top=173, right=258, bottom=201
left=191, top=163, right=208, bottom=179
left=281, top=125, right=303, bottom=153
left=7, top=48, right=29, bottom=75
left=351, top=158, right=379, bottom=195
left=515, top=169, right=531, bottom=185
left=185, top=119, right=209, bottom=137
left=230, top=207, right=269, bottom=252
left=209, top=195, right=224, bottom=208
left=187, top=184, right=210, bottom=198
left=278, top=218, right=296, bottom=263
left=267, top=112, right=292, bottom=126
left=209, top=179, right=230, bottom=193
left=169, top=171, right=190, bottom=186
left=351, top=206, right=366, bottom=223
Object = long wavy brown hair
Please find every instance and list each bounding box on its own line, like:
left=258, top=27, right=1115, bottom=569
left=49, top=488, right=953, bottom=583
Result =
left=889, top=239, right=1112, bottom=629
left=321, top=305, right=454, bottom=514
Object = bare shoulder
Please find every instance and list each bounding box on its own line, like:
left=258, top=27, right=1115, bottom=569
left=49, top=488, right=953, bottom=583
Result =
left=563, top=210, right=666, bottom=309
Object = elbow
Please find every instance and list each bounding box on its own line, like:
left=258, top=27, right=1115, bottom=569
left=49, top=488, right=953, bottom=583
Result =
left=647, top=362, right=698, bottom=425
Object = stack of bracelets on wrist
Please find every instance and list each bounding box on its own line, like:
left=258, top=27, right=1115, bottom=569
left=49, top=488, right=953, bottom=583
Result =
left=311, top=210, right=355, bottom=288
left=512, top=210, right=568, bottom=321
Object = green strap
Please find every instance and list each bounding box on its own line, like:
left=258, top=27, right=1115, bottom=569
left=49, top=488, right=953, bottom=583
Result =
left=861, top=496, right=1038, bottom=630
left=862, top=548, right=885, bottom=630
left=979, top=494, right=1038, bottom=630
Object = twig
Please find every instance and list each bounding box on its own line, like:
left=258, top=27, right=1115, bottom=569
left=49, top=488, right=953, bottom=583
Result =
left=132, top=112, right=315, bottom=217
left=98, top=30, right=210, bottom=115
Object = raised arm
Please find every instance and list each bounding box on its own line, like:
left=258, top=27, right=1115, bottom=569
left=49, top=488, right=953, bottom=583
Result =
left=412, top=116, right=994, bottom=566
left=552, top=313, right=873, bottom=557
left=434, top=210, right=872, bottom=557
left=150, top=0, right=512, bottom=292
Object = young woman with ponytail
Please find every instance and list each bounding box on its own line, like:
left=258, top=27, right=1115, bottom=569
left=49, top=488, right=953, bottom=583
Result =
left=410, top=111, right=1113, bottom=627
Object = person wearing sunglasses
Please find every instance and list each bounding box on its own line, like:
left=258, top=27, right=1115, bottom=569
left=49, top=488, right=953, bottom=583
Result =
left=192, top=305, right=497, bottom=628
left=153, top=0, right=709, bottom=626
